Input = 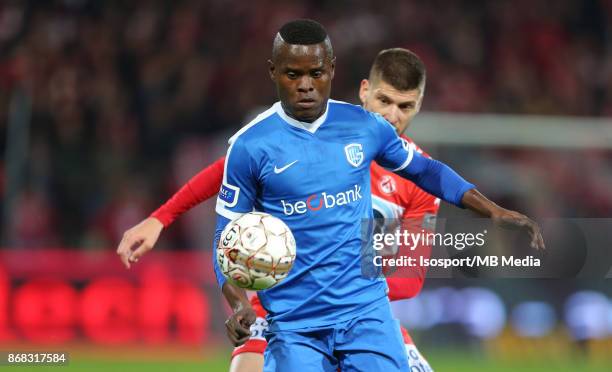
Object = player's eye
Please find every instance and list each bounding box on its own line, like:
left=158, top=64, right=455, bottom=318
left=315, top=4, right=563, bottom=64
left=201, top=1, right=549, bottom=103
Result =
left=379, top=97, right=390, bottom=105
left=311, top=70, right=322, bottom=78
left=287, top=71, right=298, bottom=79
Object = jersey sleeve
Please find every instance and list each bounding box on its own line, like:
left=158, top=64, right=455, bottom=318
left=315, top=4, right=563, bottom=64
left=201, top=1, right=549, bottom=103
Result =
left=386, top=277, right=425, bottom=301
left=372, top=113, right=415, bottom=172
left=386, top=188, right=440, bottom=301
left=215, top=137, right=258, bottom=220
left=150, top=156, right=225, bottom=227
left=213, top=215, right=231, bottom=288
left=213, top=137, right=260, bottom=288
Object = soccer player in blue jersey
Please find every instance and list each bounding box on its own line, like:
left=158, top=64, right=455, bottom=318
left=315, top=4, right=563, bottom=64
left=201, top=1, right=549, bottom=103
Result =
left=215, top=19, right=543, bottom=372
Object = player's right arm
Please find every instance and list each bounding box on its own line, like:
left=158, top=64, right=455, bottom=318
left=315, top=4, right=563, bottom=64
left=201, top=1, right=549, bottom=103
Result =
left=230, top=295, right=268, bottom=372
left=214, top=136, right=260, bottom=346
left=116, top=156, right=225, bottom=268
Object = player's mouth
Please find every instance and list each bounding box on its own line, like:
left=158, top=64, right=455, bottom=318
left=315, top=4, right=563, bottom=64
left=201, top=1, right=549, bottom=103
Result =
left=296, top=98, right=317, bottom=109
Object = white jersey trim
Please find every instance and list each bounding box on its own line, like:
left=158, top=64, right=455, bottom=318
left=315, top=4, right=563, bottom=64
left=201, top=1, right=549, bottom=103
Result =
left=274, top=101, right=329, bottom=134
left=390, top=141, right=415, bottom=172
left=215, top=204, right=244, bottom=220
left=227, top=104, right=278, bottom=146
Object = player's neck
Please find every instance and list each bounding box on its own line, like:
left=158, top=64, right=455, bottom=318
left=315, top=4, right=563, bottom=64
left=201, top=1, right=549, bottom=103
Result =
left=281, top=102, right=327, bottom=124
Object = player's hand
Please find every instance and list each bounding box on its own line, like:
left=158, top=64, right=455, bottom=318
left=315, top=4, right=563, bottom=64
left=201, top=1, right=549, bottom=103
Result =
left=225, top=304, right=256, bottom=346
left=116, top=217, right=164, bottom=269
left=491, top=208, right=545, bottom=250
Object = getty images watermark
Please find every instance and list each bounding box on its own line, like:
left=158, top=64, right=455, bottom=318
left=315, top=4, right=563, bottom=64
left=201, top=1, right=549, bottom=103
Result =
left=360, top=218, right=612, bottom=279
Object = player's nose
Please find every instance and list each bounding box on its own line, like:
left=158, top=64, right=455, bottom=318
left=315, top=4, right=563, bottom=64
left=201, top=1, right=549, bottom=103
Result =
left=384, top=107, right=400, bottom=126
left=296, top=76, right=314, bottom=92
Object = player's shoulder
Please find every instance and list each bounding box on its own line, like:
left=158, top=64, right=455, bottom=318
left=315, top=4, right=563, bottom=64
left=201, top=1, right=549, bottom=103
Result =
left=328, top=99, right=380, bottom=122
left=328, top=99, right=392, bottom=140
left=400, top=134, right=431, bottom=159
left=227, top=103, right=282, bottom=147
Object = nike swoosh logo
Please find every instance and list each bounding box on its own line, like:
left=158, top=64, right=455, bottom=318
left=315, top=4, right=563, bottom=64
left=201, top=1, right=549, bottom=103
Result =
left=274, top=160, right=299, bottom=174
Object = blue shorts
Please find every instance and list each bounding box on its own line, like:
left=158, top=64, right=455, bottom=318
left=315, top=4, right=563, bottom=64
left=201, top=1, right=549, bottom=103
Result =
left=263, top=301, right=409, bottom=372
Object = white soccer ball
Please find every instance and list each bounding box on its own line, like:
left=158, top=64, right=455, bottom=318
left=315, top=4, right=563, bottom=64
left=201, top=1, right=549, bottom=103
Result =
left=217, top=212, right=296, bottom=290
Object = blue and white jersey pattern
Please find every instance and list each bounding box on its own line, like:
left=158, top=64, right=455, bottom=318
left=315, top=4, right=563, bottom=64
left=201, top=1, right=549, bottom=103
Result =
left=216, top=100, right=421, bottom=331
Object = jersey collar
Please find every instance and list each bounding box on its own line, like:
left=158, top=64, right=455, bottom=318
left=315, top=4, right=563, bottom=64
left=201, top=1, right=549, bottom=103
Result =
left=274, top=101, right=329, bottom=134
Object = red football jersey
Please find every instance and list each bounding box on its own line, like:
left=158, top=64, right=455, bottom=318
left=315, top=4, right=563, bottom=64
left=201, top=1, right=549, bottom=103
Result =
left=371, top=136, right=440, bottom=221
left=370, top=135, right=440, bottom=301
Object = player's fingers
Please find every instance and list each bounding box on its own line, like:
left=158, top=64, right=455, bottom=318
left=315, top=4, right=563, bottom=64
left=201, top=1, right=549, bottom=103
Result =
left=232, top=326, right=251, bottom=346
left=226, top=330, right=241, bottom=346
left=226, top=316, right=246, bottom=335
left=235, top=323, right=251, bottom=338
left=527, top=221, right=545, bottom=250
left=129, top=242, right=152, bottom=262
left=225, top=318, right=248, bottom=346
left=225, top=324, right=240, bottom=342
left=234, top=333, right=250, bottom=346
left=239, top=309, right=256, bottom=327
left=533, top=228, right=545, bottom=251
left=116, top=235, right=134, bottom=269
left=230, top=314, right=251, bottom=338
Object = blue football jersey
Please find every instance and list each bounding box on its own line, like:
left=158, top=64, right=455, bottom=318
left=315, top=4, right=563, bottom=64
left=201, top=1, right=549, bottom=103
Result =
left=215, top=99, right=471, bottom=331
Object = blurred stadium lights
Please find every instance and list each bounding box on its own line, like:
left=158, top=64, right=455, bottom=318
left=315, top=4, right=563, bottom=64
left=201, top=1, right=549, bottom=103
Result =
left=511, top=301, right=556, bottom=338
left=393, top=287, right=612, bottom=341
left=433, top=287, right=465, bottom=324
left=564, top=290, right=611, bottom=340
left=392, top=287, right=506, bottom=339
left=460, top=288, right=506, bottom=339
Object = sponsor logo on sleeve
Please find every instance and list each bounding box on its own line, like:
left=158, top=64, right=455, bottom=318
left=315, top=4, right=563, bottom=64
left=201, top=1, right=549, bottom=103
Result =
left=219, top=183, right=240, bottom=207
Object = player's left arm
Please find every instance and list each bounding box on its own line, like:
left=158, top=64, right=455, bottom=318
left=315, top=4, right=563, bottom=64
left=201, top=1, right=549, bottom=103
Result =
left=373, top=114, right=544, bottom=250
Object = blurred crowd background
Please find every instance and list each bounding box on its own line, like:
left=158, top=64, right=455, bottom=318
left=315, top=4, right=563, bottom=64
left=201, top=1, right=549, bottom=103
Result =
left=0, top=0, right=611, bottom=247
left=1, top=0, right=611, bottom=249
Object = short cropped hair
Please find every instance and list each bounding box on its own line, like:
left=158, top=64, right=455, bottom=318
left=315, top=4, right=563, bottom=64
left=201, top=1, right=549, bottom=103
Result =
left=273, top=19, right=333, bottom=61
left=279, top=19, right=328, bottom=45
left=369, top=48, right=426, bottom=91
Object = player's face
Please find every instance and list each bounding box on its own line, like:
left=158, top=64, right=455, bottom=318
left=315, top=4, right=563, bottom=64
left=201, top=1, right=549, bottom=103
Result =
left=269, top=43, right=335, bottom=123
left=359, top=79, right=423, bottom=135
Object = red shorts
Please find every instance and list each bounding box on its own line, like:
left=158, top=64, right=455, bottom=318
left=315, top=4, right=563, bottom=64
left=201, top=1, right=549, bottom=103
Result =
left=231, top=295, right=414, bottom=358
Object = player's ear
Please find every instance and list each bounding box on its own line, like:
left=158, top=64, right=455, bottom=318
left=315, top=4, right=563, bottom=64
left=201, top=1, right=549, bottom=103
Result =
left=359, top=79, right=370, bottom=105
left=268, top=59, right=276, bottom=81
left=415, top=88, right=424, bottom=114
left=329, top=57, right=336, bottom=79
